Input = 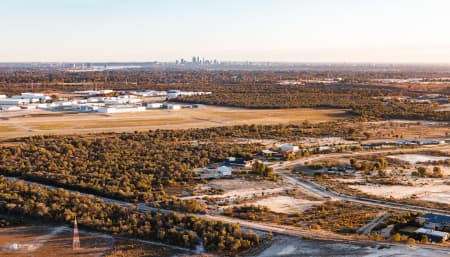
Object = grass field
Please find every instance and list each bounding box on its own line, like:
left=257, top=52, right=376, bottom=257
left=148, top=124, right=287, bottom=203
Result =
left=0, top=106, right=350, bottom=139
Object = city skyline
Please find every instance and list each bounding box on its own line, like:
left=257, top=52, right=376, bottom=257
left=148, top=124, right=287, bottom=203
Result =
left=1, top=0, right=450, bottom=63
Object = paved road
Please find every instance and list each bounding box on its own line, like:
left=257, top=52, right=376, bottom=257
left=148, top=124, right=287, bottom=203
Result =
left=3, top=176, right=450, bottom=253
left=281, top=174, right=450, bottom=216
left=271, top=144, right=449, bottom=171
left=356, top=212, right=390, bottom=235
left=271, top=145, right=450, bottom=216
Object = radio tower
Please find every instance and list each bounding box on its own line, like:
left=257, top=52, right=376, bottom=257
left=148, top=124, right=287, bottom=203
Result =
left=73, top=216, right=80, bottom=250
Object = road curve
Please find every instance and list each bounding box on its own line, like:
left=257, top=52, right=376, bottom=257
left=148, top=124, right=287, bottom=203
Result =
left=3, top=176, right=450, bottom=253
left=271, top=145, right=450, bottom=216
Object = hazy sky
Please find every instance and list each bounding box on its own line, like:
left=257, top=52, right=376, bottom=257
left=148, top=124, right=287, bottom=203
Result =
left=1, top=0, right=450, bottom=63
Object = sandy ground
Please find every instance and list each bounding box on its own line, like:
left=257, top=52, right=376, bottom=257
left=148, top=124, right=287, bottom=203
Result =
left=386, top=154, right=449, bottom=164
left=0, top=225, right=187, bottom=257
left=251, top=235, right=450, bottom=257
left=252, top=196, right=323, bottom=214
left=357, top=120, right=450, bottom=140
left=0, top=226, right=112, bottom=257
left=191, top=178, right=294, bottom=201
left=296, top=137, right=357, bottom=147
left=436, top=104, right=450, bottom=112
left=0, top=106, right=347, bottom=139
left=202, top=178, right=287, bottom=193
left=350, top=183, right=450, bottom=204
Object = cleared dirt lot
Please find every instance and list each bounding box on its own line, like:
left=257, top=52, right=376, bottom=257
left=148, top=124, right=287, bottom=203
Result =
left=253, top=196, right=323, bottom=214
left=0, top=226, right=111, bottom=257
left=350, top=182, right=450, bottom=205
left=251, top=235, right=450, bottom=257
left=0, top=106, right=349, bottom=139
left=0, top=225, right=185, bottom=257
left=358, top=120, right=450, bottom=139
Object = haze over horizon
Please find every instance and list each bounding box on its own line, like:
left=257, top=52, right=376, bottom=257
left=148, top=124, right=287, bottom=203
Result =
left=1, top=0, right=450, bottom=63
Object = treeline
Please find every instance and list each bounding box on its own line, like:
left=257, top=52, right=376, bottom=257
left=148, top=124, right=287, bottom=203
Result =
left=151, top=198, right=207, bottom=214
left=0, top=69, right=447, bottom=121
left=176, top=84, right=449, bottom=121
left=0, top=177, right=259, bottom=252
left=223, top=201, right=381, bottom=233
left=0, top=124, right=372, bottom=204
left=0, top=130, right=261, bottom=202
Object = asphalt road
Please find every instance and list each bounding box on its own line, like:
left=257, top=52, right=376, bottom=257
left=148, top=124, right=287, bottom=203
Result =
left=271, top=145, right=450, bottom=216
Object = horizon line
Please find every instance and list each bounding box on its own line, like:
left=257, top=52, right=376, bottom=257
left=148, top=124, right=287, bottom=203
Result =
left=1, top=61, right=450, bottom=65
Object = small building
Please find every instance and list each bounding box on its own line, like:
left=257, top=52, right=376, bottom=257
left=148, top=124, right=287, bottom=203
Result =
left=145, top=102, right=163, bottom=109
left=11, top=92, right=51, bottom=102
left=192, top=104, right=205, bottom=108
left=0, top=106, right=21, bottom=111
left=167, top=104, right=181, bottom=110
left=416, top=213, right=450, bottom=232
left=0, top=95, right=6, bottom=99
left=318, top=146, right=332, bottom=153
left=418, top=139, right=444, bottom=145
left=261, top=149, right=278, bottom=156
left=73, top=104, right=98, bottom=112
left=415, top=228, right=449, bottom=243
left=279, top=144, right=299, bottom=153
left=217, top=166, right=232, bottom=177
left=97, top=106, right=146, bottom=113
left=223, top=157, right=255, bottom=168
left=167, top=90, right=181, bottom=99
left=0, top=98, right=29, bottom=105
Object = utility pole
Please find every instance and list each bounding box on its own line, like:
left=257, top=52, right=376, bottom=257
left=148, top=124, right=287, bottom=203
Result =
left=73, top=216, right=80, bottom=250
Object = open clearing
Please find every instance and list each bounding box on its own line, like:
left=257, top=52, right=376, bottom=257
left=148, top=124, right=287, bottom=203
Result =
left=0, top=106, right=348, bottom=139
left=0, top=225, right=185, bottom=257
left=251, top=235, right=450, bottom=257
left=386, top=154, right=449, bottom=164
left=350, top=183, right=450, bottom=204
left=0, top=226, right=112, bottom=257
left=192, top=178, right=293, bottom=201
left=357, top=120, right=450, bottom=140
left=252, top=196, right=323, bottom=214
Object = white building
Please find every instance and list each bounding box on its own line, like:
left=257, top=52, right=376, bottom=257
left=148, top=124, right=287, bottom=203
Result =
left=11, top=93, right=51, bottom=102
left=0, top=106, right=21, bottom=111
left=167, top=90, right=181, bottom=99
left=146, top=103, right=163, bottom=109
left=104, top=95, right=142, bottom=105
left=97, top=106, right=146, bottom=113
left=71, top=89, right=114, bottom=95
left=279, top=144, right=299, bottom=153
left=0, top=95, right=6, bottom=99
left=0, top=98, right=29, bottom=105
left=415, top=228, right=449, bottom=242
left=217, top=166, right=232, bottom=177
left=167, top=104, right=181, bottom=110
left=134, top=90, right=167, bottom=97
left=73, top=104, right=99, bottom=112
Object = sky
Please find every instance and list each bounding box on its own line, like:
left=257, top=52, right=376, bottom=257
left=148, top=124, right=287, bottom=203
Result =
left=1, top=0, right=450, bottom=63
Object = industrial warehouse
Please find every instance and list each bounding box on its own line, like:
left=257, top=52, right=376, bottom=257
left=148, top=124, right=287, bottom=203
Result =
left=0, top=89, right=210, bottom=113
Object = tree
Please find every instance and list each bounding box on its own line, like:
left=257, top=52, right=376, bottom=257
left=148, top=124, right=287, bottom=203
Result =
left=421, top=235, right=429, bottom=244
left=392, top=233, right=401, bottom=242
left=417, top=167, right=427, bottom=177
left=432, top=166, right=443, bottom=178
